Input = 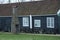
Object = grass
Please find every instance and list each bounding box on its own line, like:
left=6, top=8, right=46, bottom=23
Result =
left=0, top=32, right=60, bottom=40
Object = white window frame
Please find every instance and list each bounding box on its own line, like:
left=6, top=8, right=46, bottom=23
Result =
left=47, top=17, right=54, bottom=28
left=22, top=17, right=29, bottom=27
left=34, top=19, right=41, bottom=27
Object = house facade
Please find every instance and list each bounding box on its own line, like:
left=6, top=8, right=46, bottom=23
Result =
left=0, top=0, right=60, bottom=34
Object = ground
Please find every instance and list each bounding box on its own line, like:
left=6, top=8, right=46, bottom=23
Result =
left=0, top=32, right=60, bottom=40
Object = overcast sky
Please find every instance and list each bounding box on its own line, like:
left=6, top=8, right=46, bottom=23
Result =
left=0, top=0, right=42, bottom=4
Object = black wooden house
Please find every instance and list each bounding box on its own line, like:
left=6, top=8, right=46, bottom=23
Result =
left=0, top=0, right=60, bottom=34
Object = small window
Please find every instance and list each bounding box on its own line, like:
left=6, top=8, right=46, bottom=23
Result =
left=47, top=17, right=54, bottom=28
left=22, top=17, right=29, bottom=27
left=34, top=19, right=41, bottom=27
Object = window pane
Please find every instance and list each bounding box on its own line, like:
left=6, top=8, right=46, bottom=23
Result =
left=47, top=17, right=50, bottom=27
left=23, top=17, right=29, bottom=27
left=47, top=17, right=54, bottom=28
left=34, top=19, right=41, bottom=27
left=51, top=17, right=54, bottom=28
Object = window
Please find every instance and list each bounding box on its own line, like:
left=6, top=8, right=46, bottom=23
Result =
left=34, top=19, right=41, bottom=27
left=23, top=17, right=29, bottom=26
left=47, top=17, right=54, bottom=28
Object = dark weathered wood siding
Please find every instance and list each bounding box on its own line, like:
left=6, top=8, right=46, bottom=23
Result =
left=0, top=15, right=59, bottom=33
left=0, top=17, right=11, bottom=32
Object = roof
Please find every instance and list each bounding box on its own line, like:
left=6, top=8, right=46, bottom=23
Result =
left=0, top=0, right=59, bottom=16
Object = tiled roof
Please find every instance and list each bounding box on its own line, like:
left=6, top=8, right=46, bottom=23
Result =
left=0, top=0, right=59, bottom=16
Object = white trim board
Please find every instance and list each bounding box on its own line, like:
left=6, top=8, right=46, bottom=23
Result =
left=0, top=14, right=56, bottom=17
